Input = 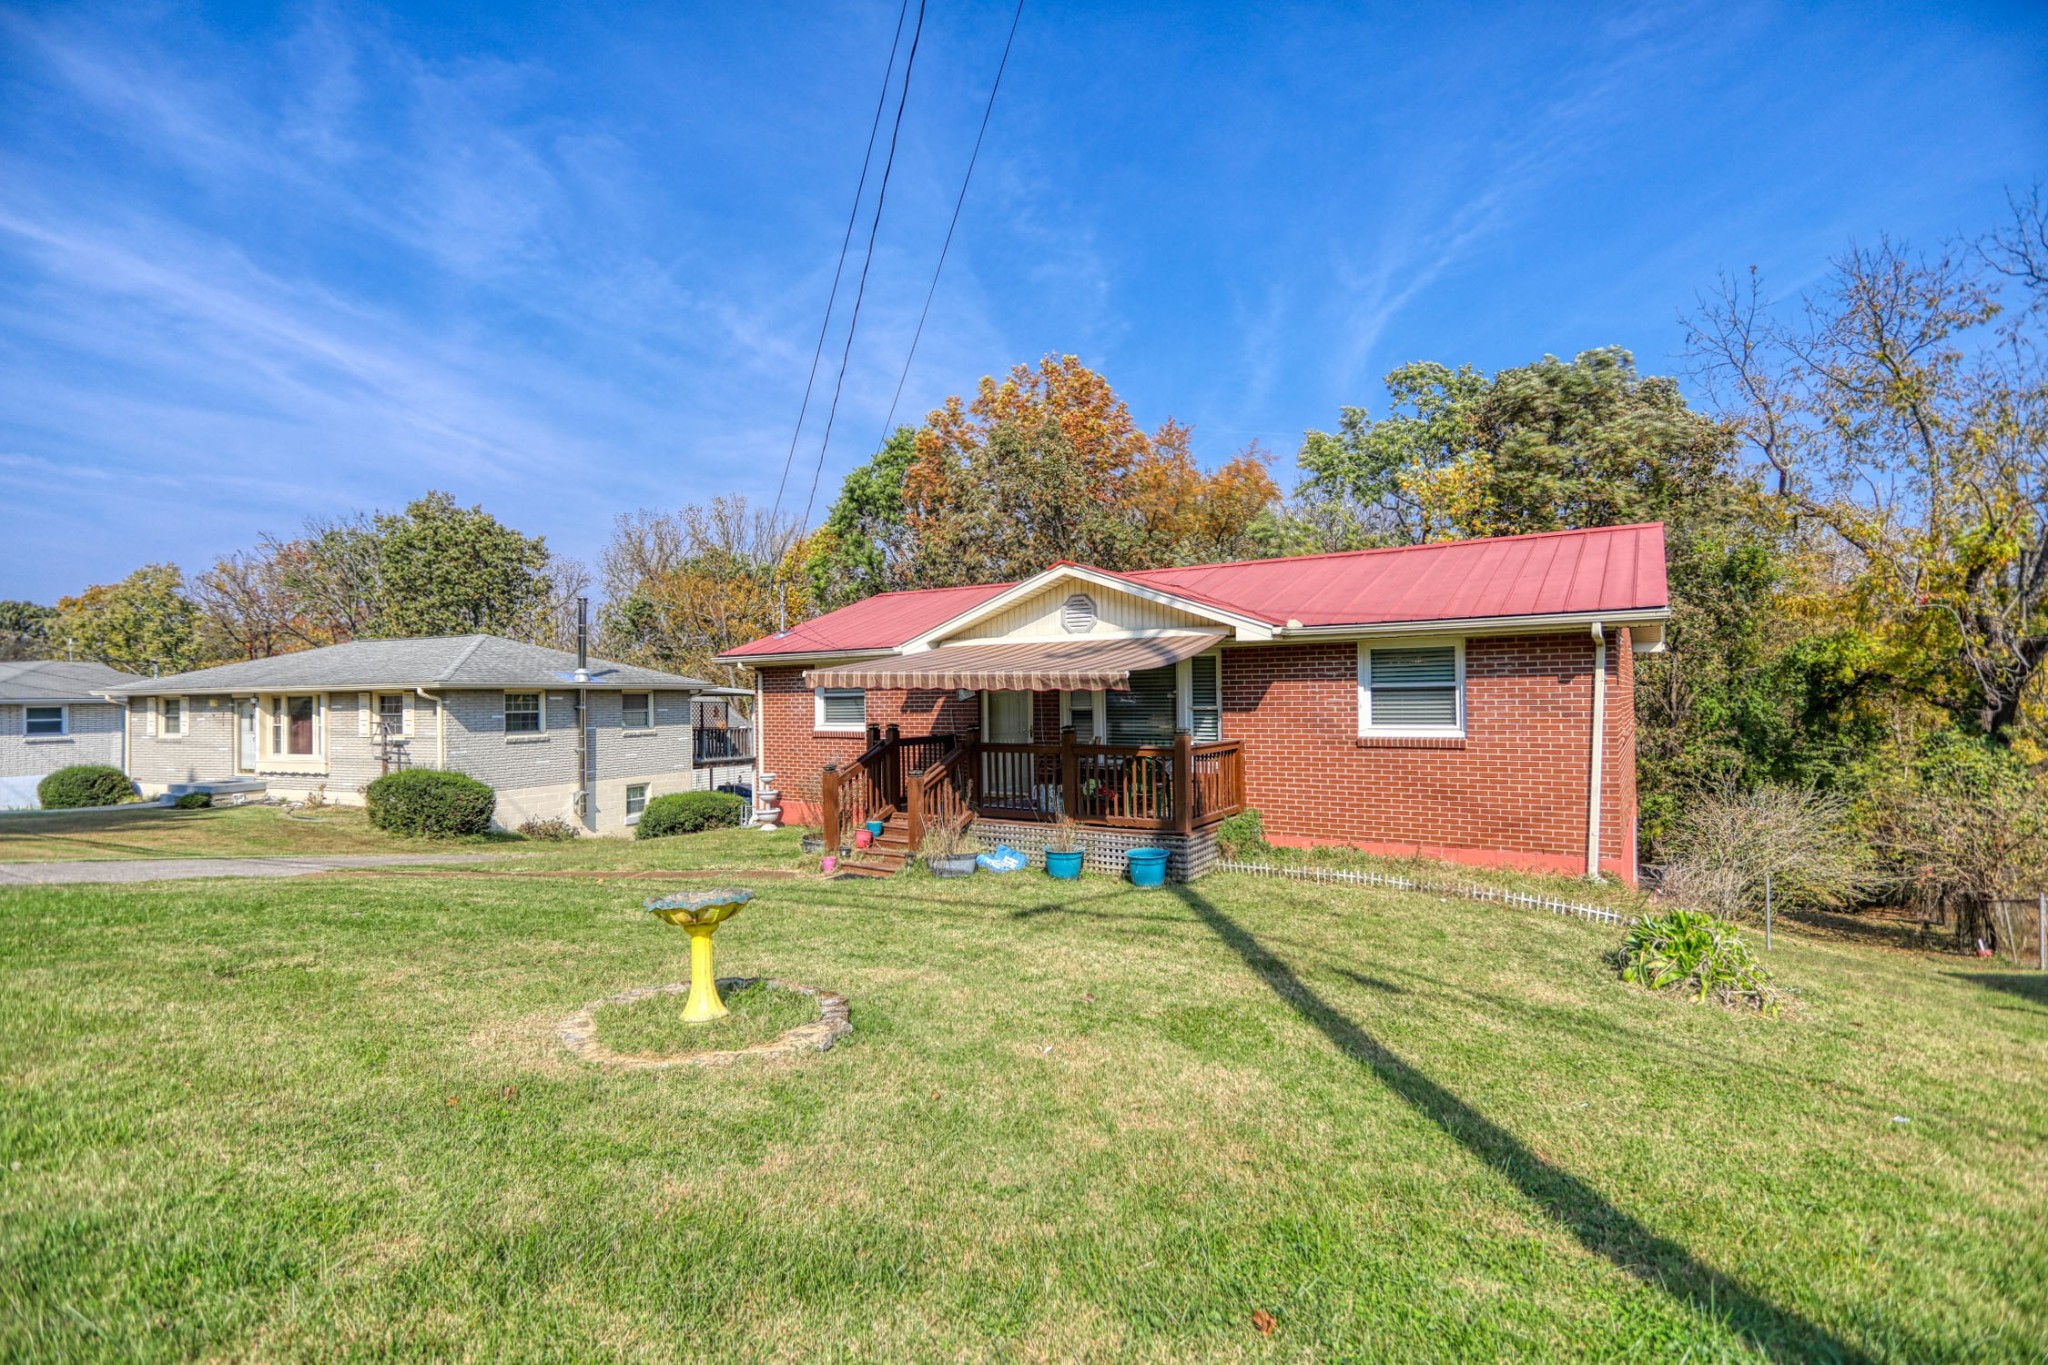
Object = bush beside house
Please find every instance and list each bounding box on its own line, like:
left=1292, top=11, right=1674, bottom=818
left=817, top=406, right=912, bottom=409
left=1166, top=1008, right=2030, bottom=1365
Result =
left=364, top=770, right=496, bottom=837
left=37, top=765, right=135, bottom=810
left=636, top=791, right=746, bottom=840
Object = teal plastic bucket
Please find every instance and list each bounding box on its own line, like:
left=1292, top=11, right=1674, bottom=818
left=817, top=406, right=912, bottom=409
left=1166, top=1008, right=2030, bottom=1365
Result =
left=865, top=819, right=885, bottom=838
left=1046, top=848, right=1085, bottom=880
left=1126, top=848, right=1170, bottom=887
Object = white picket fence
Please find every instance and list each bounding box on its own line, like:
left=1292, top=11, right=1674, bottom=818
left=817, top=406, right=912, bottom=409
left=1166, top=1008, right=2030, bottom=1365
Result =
left=1214, top=859, right=1629, bottom=926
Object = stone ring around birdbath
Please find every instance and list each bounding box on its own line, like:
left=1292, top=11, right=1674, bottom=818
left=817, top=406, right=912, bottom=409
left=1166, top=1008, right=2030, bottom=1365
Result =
left=557, top=978, right=852, bottom=1070
left=645, top=887, right=752, bottom=1023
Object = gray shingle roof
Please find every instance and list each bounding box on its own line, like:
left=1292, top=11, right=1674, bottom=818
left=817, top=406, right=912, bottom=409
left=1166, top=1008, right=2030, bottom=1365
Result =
left=102, top=636, right=721, bottom=696
left=0, top=659, right=135, bottom=704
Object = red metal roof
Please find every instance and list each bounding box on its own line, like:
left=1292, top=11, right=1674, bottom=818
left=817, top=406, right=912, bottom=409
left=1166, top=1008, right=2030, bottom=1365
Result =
left=723, top=581, right=1014, bottom=659
left=720, top=524, right=1666, bottom=658
left=1120, top=523, right=1668, bottom=627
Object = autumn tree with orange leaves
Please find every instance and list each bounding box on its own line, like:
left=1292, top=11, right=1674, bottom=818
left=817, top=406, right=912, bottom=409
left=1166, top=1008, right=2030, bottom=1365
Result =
left=808, top=355, right=1278, bottom=604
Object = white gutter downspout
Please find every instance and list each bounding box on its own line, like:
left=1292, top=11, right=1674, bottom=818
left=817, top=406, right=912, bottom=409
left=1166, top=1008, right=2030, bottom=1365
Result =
left=1586, top=621, right=1607, bottom=881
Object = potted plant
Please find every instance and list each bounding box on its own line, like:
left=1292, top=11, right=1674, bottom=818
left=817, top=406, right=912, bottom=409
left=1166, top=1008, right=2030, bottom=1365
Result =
left=919, top=812, right=984, bottom=879
left=1045, top=816, right=1086, bottom=880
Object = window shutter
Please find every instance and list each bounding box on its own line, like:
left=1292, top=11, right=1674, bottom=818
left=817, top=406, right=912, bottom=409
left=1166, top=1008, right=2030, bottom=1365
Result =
left=1189, top=655, right=1221, bottom=741
left=358, top=693, right=372, bottom=737
left=144, top=701, right=156, bottom=737
left=1106, top=666, right=1177, bottom=745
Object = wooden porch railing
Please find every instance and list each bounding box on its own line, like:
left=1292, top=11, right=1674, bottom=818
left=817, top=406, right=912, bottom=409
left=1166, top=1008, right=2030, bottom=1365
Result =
left=822, top=725, right=1246, bottom=851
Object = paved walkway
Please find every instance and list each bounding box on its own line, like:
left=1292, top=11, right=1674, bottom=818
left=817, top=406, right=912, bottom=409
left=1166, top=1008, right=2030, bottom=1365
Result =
left=0, top=853, right=509, bottom=886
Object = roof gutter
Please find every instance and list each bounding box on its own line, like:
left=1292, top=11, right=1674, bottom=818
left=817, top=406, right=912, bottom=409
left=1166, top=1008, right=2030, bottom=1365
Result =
left=1273, top=607, right=1670, bottom=641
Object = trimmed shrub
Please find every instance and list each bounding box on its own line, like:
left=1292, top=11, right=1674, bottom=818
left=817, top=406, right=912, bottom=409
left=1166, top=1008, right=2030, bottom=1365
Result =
left=1216, top=807, right=1270, bottom=861
left=37, top=765, right=134, bottom=810
left=518, top=815, right=580, bottom=842
left=636, top=790, right=746, bottom=840
left=172, top=791, right=212, bottom=810
left=1614, top=909, right=1781, bottom=1015
left=364, top=769, right=496, bottom=838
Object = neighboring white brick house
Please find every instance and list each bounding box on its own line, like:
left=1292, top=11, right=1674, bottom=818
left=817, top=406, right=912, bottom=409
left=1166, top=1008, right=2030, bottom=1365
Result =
left=105, top=636, right=750, bottom=835
left=0, top=660, right=133, bottom=809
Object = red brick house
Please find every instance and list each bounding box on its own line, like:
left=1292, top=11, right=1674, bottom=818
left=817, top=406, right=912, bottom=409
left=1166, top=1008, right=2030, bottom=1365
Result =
left=720, top=523, right=1668, bottom=882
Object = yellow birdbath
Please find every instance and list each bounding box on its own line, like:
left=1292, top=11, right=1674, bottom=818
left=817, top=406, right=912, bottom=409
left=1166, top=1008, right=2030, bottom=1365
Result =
left=645, top=888, right=752, bottom=1023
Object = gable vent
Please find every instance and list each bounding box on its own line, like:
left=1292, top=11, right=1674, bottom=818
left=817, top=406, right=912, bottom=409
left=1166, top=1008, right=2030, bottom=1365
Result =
left=1061, top=593, right=1098, bottom=634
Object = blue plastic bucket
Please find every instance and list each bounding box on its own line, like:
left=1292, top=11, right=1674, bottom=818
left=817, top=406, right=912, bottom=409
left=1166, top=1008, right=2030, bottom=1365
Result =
left=1126, top=848, right=1170, bottom=887
left=1046, top=848, right=1085, bottom=880
left=865, top=819, right=885, bottom=838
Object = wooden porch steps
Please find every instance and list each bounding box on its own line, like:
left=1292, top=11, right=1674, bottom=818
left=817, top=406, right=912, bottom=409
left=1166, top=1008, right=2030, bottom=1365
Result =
left=836, top=812, right=913, bottom=878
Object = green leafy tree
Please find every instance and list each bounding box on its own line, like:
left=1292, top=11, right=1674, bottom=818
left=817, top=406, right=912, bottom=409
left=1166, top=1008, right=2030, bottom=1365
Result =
left=1688, top=211, right=2048, bottom=742
left=0, top=600, right=56, bottom=661
left=52, top=565, right=199, bottom=673
left=806, top=427, right=918, bottom=610
left=371, top=492, right=554, bottom=638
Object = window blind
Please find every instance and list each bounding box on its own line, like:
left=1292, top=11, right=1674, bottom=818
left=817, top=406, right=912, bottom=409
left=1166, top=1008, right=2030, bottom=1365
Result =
left=1369, top=645, right=1459, bottom=729
left=820, top=688, right=865, bottom=728
left=1106, top=665, right=1177, bottom=745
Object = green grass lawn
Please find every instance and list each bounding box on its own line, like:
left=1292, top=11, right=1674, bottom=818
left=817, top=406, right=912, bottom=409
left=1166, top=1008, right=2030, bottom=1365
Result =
left=2, top=837, right=2044, bottom=1361
left=0, top=803, right=506, bottom=864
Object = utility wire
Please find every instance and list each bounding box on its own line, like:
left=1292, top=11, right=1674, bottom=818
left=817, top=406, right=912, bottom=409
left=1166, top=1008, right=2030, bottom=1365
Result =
left=767, top=0, right=912, bottom=534
left=874, top=0, right=1025, bottom=450
left=798, top=0, right=927, bottom=530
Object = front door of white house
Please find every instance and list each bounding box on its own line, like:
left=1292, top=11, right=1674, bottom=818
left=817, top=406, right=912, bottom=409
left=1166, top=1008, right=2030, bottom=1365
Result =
left=236, top=699, right=258, bottom=772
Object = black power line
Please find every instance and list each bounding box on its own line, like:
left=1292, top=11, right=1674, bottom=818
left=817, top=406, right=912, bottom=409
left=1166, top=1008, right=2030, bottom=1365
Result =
left=798, top=0, right=928, bottom=530
left=874, top=0, right=1025, bottom=450
left=768, top=0, right=912, bottom=534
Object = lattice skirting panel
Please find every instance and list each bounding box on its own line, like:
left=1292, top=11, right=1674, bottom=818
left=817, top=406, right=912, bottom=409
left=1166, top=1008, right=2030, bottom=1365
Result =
left=970, top=820, right=1221, bottom=882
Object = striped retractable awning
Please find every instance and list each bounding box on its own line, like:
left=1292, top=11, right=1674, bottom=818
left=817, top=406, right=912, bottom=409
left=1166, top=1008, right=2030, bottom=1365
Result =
left=803, top=633, right=1224, bottom=692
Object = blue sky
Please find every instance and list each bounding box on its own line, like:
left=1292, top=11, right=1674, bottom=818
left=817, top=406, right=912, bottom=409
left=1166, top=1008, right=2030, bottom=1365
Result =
left=2, top=1, right=2044, bottom=602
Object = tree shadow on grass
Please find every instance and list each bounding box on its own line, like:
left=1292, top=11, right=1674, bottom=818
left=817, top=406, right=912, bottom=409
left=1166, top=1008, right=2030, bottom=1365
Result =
left=1169, top=883, right=1872, bottom=1364
left=1944, top=972, right=2048, bottom=1007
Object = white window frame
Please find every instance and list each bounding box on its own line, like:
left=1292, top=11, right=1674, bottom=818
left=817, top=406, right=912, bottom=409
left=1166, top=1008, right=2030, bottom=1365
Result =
left=24, top=704, right=67, bottom=738
left=160, top=696, right=185, bottom=738
left=1059, top=688, right=1106, bottom=742
left=504, top=692, right=546, bottom=735
left=265, top=693, right=327, bottom=761
left=624, top=782, right=649, bottom=824
left=1178, top=651, right=1223, bottom=742
left=620, top=691, right=652, bottom=730
left=814, top=686, right=867, bottom=734
left=375, top=692, right=409, bottom=737
left=1358, top=638, right=1465, bottom=738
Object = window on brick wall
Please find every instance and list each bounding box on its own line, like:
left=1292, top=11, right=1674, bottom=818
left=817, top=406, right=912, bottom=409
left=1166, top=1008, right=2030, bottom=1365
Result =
left=815, top=687, right=866, bottom=733
left=1358, top=641, right=1463, bottom=736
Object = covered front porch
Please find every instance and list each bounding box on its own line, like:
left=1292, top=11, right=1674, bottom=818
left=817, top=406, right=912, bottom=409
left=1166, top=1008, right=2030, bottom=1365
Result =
left=808, top=633, right=1247, bottom=872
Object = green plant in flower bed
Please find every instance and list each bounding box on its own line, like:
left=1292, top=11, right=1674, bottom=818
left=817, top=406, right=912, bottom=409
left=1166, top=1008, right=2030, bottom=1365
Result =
left=1615, top=908, right=1782, bottom=1014
left=172, top=791, right=212, bottom=810
left=363, top=769, right=496, bottom=837
left=635, top=790, right=746, bottom=839
left=36, top=764, right=134, bottom=810
left=1216, top=807, right=1269, bottom=859
left=594, top=981, right=819, bottom=1054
